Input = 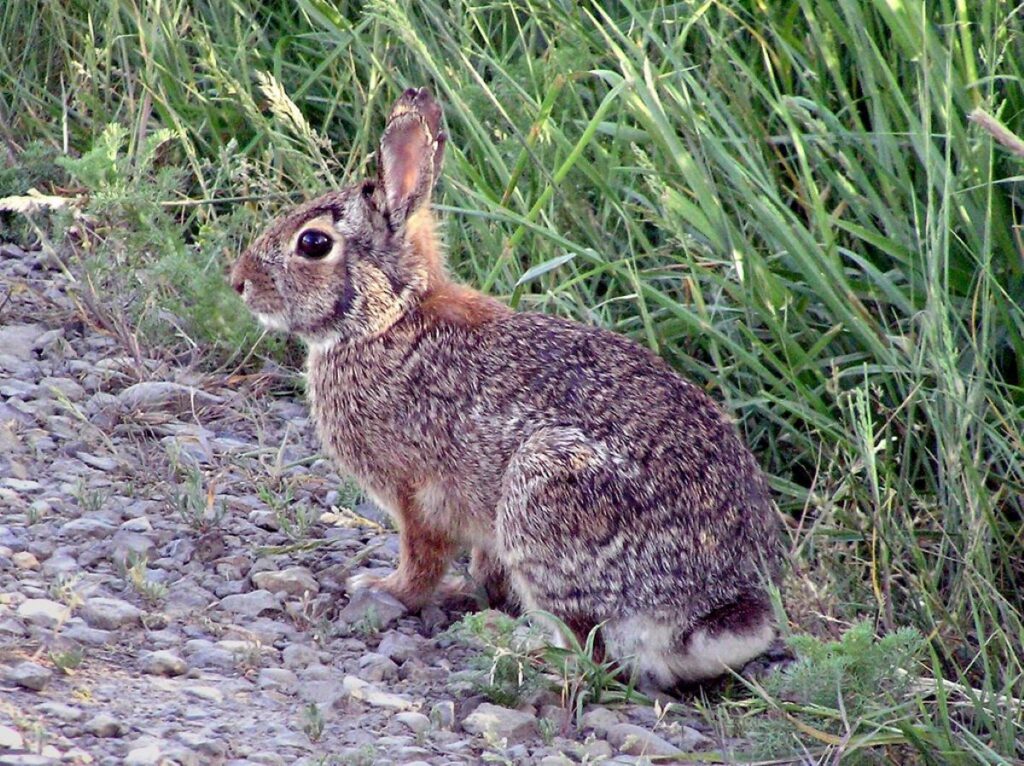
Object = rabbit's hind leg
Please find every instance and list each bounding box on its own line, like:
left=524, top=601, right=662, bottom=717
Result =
left=495, top=426, right=625, bottom=652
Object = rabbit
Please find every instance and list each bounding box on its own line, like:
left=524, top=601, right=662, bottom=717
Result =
left=230, top=87, right=782, bottom=689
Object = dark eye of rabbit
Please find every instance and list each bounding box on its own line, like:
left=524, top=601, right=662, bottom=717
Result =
left=297, top=230, right=333, bottom=259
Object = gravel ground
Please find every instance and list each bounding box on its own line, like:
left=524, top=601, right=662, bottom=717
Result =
left=0, top=243, right=727, bottom=765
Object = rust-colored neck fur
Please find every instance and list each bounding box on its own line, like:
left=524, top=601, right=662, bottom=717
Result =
left=407, top=207, right=510, bottom=329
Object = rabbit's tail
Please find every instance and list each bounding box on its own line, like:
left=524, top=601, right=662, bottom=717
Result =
left=603, top=595, right=775, bottom=689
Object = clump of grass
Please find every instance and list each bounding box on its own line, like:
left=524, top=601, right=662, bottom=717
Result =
left=449, top=610, right=641, bottom=716
left=732, top=622, right=926, bottom=760
left=120, top=553, right=169, bottom=605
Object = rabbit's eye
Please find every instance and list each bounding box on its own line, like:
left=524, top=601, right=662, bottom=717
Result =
left=297, top=230, right=333, bottom=259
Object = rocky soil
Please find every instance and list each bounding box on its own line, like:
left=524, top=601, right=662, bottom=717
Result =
left=0, top=243, right=726, bottom=765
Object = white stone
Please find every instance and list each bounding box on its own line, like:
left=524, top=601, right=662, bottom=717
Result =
left=394, top=711, right=431, bottom=735
left=342, top=675, right=413, bottom=710
left=140, top=650, right=188, bottom=676
left=16, top=598, right=70, bottom=629
left=0, top=723, right=24, bottom=749
left=251, top=566, right=319, bottom=597
left=461, top=703, right=538, bottom=744
left=218, top=589, right=280, bottom=617
left=607, top=722, right=681, bottom=757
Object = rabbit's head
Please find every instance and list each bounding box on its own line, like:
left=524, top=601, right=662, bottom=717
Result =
left=231, top=87, right=448, bottom=344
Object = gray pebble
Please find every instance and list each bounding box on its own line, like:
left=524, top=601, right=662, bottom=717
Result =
left=607, top=722, right=681, bottom=757
left=393, top=711, right=430, bottom=735
left=37, top=702, right=84, bottom=722
left=461, top=702, right=538, bottom=744
left=357, top=651, right=399, bottom=682
left=376, top=631, right=422, bottom=664
left=258, top=667, right=298, bottom=692
left=281, top=643, right=320, bottom=669
left=430, top=700, right=456, bottom=731
left=79, top=596, right=143, bottom=630
left=219, top=589, right=281, bottom=617
left=337, top=587, right=407, bottom=630
left=5, top=661, right=53, bottom=691
left=251, top=566, right=319, bottom=597
left=141, top=650, right=188, bottom=676
left=83, top=712, right=126, bottom=738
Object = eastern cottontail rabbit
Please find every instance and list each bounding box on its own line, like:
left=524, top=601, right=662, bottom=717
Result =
left=231, top=87, right=781, bottom=688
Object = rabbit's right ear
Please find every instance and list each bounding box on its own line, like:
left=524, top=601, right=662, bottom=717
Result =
left=378, top=87, right=446, bottom=230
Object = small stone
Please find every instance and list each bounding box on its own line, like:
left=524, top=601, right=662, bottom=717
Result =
left=5, top=661, right=53, bottom=691
left=342, top=675, right=412, bottom=710
left=676, top=724, right=713, bottom=751
left=251, top=566, right=319, bottom=597
left=84, top=712, right=126, bottom=737
left=41, top=376, right=86, bottom=402
left=185, top=646, right=235, bottom=670
left=246, top=752, right=286, bottom=765
left=111, top=530, right=156, bottom=564
left=539, top=704, right=571, bottom=733
left=281, top=643, right=320, bottom=669
left=0, top=618, right=27, bottom=638
left=461, top=702, right=538, bottom=744
left=430, top=700, right=456, bottom=730
left=117, top=381, right=222, bottom=415
left=12, top=551, right=39, bottom=570
left=37, top=702, right=84, bottom=722
left=123, top=745, right=161, bottom=766
left=258, top=667, right=298, bottom=691
left=0, top=724, right=24, bottom=749
left=337, top=587, right=407, bottom=630
left=580, top=738, right=614, bottom=759
left=394, top=711, right=430, bottom=735
left=0, top=324, right=43, bottom=362
left=61, top=623, right=115, bottom=646
left=141, top=650, right=188, bottom=676
left=0, top=756, right=57, bottom=766
left=607, top=723, right=681, bottom=757
left=75, top=451, right=118, bottom=472
left=376, top=631, right=422, bottom=664
left=218, top=589, right=280, bottom=617
left=184, top=685, right=224, bottom=703
left=581, top=705, right=622, bottom=736
left=79, top=596, right=143, bottom=629
left=59, top=517, right=116, bottom=538
left=357, top=651, right=398, bottom=682
left=16, top=598, right=71, bottom=629
left=120, top=516, right=154, bottom=533
left=539, top=757, right=574, bottom=766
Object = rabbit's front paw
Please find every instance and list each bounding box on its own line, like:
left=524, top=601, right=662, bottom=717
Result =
left=346, top=570, right=387, bottom=594
left=346, top=570, right=432, bottom=610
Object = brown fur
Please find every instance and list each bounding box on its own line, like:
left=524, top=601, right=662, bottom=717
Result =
left=420, top=282, right=511, bottom=328
left=230, top=88, right=783, bottom=688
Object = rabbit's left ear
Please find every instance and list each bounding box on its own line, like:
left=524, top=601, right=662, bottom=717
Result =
left=378, top=87, right=446, bottom=228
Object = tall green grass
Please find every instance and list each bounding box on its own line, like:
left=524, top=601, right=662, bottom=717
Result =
left=2, top=0, right=1022, bottom=759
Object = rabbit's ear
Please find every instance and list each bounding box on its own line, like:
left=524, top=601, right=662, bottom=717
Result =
left=378, top=87, right=446, bottom=228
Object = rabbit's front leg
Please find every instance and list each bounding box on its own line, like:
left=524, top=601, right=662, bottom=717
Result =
left=347, top=496, right=459, bottom=611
